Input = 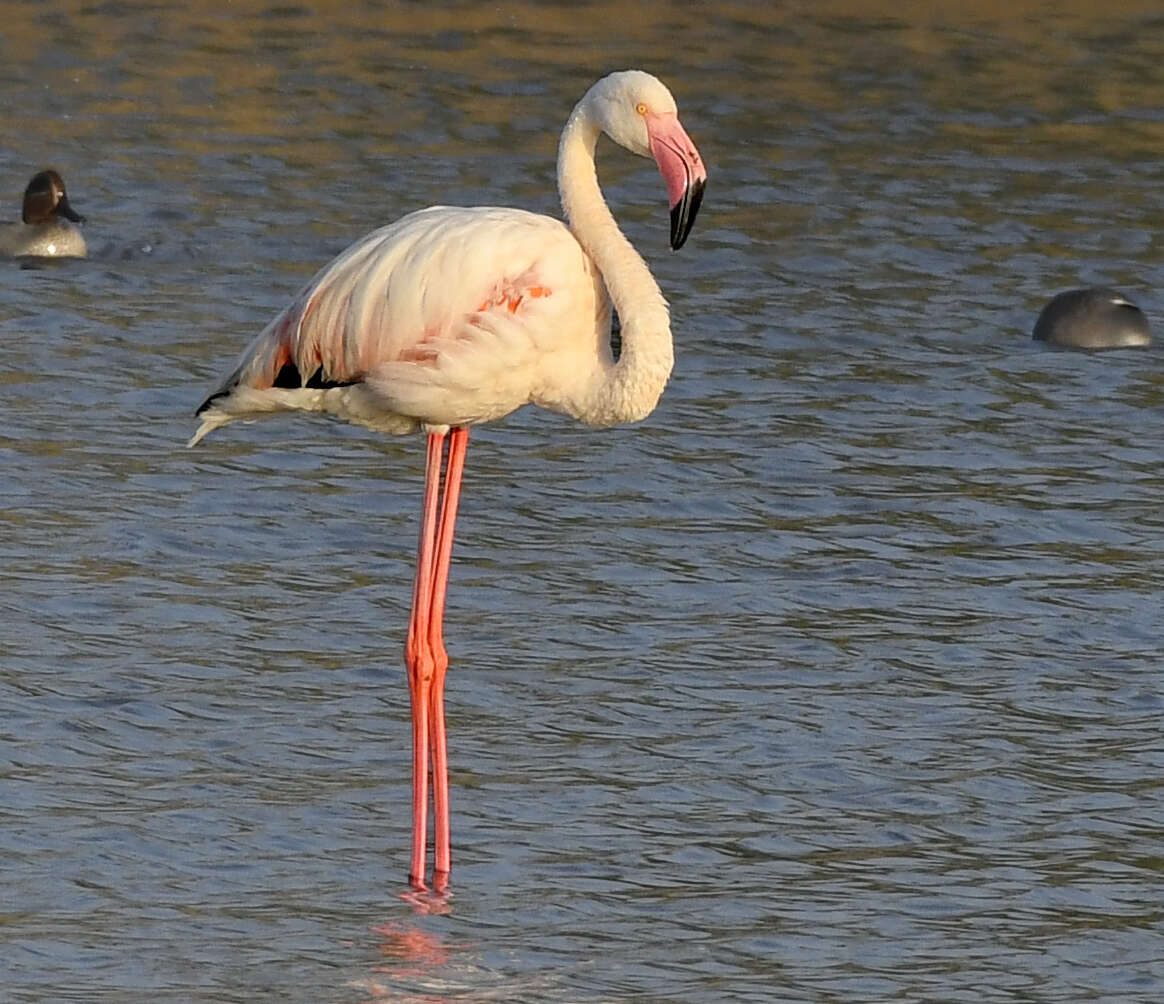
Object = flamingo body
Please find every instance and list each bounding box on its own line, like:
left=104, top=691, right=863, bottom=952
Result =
left=191, top=69, right=707, bottom=893
left=193, top=206, right=614, bottom=442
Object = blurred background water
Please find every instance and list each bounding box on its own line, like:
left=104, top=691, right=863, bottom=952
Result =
left=3, top=1, right=1164, bottom=1000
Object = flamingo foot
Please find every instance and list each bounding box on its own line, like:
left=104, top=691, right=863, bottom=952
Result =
left=398, top=886, right=453, bottom=916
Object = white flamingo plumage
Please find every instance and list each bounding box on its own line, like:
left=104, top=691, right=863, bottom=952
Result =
left=190, top=69, right=707, bottom=893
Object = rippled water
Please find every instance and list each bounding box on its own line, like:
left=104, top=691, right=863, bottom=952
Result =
left=4, top=2, right=1164, bottom=1001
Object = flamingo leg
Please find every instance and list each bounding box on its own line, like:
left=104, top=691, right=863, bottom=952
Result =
left=427, top=426, right=469, bottom=891
left=405, top=432, right=446, bottom=890
left=404, top=427, right=469, bottom=893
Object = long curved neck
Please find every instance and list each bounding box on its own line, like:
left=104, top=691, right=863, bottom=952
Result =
left=557, top=101, right=674, bottom=426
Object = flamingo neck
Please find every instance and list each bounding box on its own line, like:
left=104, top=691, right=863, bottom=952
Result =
left=557, top=103, right=674, bottom=426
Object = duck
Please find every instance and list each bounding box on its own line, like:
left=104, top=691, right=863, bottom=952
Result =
left=1032, top=287, right=1151, bottom=349
left=0, top=169, right=87, bottom=259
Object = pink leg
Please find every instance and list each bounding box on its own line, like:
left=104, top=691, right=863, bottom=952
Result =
left=405, top=432, right=446, bottom=890
left=427, top=426, right=469, bottom=891
left=403, top=427, right=469, bottom=893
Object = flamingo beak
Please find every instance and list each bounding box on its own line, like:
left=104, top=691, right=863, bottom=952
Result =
left=647, top=113, right=707, bottom=250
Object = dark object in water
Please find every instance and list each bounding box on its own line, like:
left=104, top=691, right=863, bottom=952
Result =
left=1033, top=287, right=1151, bottom=349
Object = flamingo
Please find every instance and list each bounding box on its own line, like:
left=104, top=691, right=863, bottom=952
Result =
left=189, top=69, right=707, bottom=892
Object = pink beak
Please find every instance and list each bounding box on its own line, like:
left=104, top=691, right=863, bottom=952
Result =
left=646, top=113, right=707, bottom=249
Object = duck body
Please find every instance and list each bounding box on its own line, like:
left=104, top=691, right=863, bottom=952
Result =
left=1033, top=287, right=1151, bottom=349
left=0, top=219, right=87, bottom=258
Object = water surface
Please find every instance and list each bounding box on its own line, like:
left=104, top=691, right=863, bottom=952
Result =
left=3, top=2, right=1164, bottom=1001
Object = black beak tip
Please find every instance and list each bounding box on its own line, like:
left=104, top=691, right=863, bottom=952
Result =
left=669, top=178, right=706, bottom=251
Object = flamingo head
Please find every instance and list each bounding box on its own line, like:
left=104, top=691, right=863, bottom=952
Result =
left=587, top=70, right=707, bottom=250
left=22, top=169, right=85, bottom=225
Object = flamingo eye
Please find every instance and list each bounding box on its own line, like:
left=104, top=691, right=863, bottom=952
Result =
left=635, top=102, right=648, bottom=115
